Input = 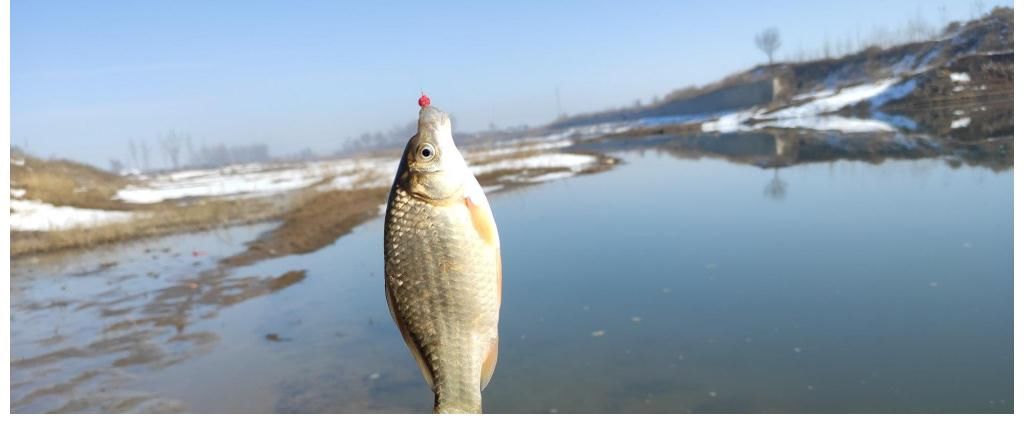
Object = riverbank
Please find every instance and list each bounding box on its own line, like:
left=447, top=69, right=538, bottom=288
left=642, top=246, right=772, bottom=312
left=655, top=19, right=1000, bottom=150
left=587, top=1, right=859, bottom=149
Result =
left=10, top=142, right=618, bottom=258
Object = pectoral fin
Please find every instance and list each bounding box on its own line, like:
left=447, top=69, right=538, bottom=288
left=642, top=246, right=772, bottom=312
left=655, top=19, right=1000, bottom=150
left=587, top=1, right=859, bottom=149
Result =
left=464, top=175, right=500, bottom=248
left=480, top=336, right=499, bottom=390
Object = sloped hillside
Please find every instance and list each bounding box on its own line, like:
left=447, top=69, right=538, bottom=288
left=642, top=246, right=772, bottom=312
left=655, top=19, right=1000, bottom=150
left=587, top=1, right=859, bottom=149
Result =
left=10, top=149, right=131, bottom=210
left=773, top=6, right=1012, bottom=97
left=548, top=7, right=1012, bottom=133
left=866, top=52, right=1013, bottom=140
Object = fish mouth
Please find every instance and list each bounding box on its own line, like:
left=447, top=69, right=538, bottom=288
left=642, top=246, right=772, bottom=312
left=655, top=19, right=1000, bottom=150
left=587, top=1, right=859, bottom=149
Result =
left=407, top=188, right=463, bottom=204
left=409, top=164, right=442, bottom=174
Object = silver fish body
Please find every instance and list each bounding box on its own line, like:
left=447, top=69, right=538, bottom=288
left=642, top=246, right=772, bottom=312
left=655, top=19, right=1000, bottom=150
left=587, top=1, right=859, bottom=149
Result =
left=384, top=105, right=501, bottom=413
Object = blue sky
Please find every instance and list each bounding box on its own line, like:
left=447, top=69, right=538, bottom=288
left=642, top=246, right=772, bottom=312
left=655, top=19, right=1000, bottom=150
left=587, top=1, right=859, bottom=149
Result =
left=11, top=0, right=1010, bottom=167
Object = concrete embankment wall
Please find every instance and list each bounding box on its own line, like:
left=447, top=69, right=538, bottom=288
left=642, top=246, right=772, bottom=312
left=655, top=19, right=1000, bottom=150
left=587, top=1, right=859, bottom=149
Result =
left=644, top=78, right=778, bottom=118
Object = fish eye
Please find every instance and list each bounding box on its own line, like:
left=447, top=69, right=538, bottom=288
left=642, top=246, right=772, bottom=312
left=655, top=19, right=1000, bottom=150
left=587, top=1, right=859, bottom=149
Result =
left=418, top=144, right=436, bottom=161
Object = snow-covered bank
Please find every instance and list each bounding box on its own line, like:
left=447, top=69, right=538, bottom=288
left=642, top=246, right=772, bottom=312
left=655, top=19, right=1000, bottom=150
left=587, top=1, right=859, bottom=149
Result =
left=468, top=139, right=574, bottom=160
left=471, top=152, right=599, bottom=175
left=111, top=137, right=606, bottom=207
left=769, top=79, right=901, bottom=119
left=115, top=157, right=396, bottom=204
left=699, top=78, right=917, bottom=134
left=10, top=200, right=135, bottom=231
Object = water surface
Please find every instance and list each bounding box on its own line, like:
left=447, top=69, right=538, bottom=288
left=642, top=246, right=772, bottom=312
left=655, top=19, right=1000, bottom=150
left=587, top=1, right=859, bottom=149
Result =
left=11, top=132, right=1013, bottom=413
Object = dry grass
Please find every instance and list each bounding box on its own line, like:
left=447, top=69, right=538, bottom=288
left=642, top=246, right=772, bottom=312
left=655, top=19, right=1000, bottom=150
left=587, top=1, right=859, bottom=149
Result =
left=11, top=153, right=134, bottom=211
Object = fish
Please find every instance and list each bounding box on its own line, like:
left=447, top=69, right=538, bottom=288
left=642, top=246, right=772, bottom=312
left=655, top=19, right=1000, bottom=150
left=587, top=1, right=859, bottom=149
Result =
left=383, top=102, right=502, bottom=414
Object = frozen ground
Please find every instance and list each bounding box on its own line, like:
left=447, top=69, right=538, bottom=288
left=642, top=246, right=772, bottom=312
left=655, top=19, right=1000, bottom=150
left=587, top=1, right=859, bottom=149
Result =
left=11, top=140, right=607, bottom=232
left=114, top=157, right=397, bottom=204
left=9, top=199, right=136, bottom=231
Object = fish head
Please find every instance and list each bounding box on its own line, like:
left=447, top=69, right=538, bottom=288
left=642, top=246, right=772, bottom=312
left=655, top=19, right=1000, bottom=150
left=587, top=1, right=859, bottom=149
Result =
left=400, top=106, right=471, bottom=202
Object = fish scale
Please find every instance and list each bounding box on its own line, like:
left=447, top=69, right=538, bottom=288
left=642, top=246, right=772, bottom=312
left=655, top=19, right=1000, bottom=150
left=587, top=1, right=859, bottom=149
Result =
left=385, top=184, right=499, bottom=413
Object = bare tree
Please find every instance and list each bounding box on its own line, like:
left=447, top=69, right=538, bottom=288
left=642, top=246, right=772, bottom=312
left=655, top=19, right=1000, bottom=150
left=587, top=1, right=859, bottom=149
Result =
left=185, top=134, right=195, bottom=165
left=109, top=159, right=124, bottom=174
left=160, top=130, right=182, bottom=169
left=128, top=139, right=138, bottom=169
left=140, top=140, right=151, bottom=171
left=764, top=169, right=787, bottom=200
left=972, top=0, right=986, bottom=19
left=905, top=8, right=934, bottom=41
left=755, top=28, right=782, bottom=65
left=187, top=142, right=271, bottom=168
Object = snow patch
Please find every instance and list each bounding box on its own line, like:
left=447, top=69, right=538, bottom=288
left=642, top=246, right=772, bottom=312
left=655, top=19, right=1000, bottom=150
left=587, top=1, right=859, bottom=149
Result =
left=471, top=153, right=598, bottom=175
left=950, top=117, right=971, bottom=129
left=117, top=170, right=321, bottom=203
left=769, top=79, right=900, bottom=119
left=700, top=109, right=761, bottom=133
left=468, top=139, right=573, bottom=160
left=10, top=200, right=135, bottom=231
left=11, top=188, right=26, bottom=198
left=116, top=158, right=396, bottom=203
left=950, top=72, right=971, bottom=82
left=870, top=79, right=917, bottom=108
left=760, top=116, right=895, bottom=133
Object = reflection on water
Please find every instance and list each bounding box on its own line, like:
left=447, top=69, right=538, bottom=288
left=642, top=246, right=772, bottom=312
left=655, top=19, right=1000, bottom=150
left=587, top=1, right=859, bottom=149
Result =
left=11, top=131, right=1013, bottom=413
left=764, top=169, right=787, bottom=200
left=582, top=129, right=1012, bottom=172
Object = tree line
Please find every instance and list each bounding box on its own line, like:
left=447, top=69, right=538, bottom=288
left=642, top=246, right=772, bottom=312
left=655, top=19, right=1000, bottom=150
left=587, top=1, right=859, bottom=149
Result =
left=115, top=131, right=277, bottom=173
